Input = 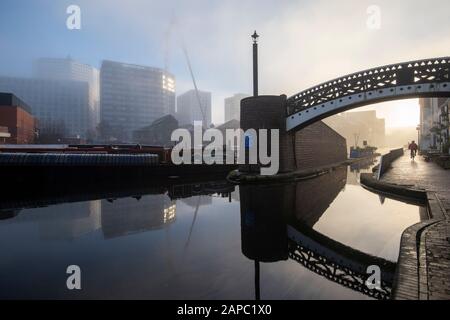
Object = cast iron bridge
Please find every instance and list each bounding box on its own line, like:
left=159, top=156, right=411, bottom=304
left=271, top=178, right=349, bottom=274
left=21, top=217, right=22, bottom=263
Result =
left=286, top=57, right=450, bottom=131
left=286, top=224, right=395, bottom=300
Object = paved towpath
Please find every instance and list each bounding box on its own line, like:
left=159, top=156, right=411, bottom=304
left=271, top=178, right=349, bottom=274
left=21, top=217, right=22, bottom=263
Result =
left=381, top=152, right=450, bottom=300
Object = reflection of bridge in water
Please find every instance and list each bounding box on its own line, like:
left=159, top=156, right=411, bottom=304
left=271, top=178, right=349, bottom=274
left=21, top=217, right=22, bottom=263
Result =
left=1, top=167, right=400, bottom=299
left=239, top=166, right=395, bottom=300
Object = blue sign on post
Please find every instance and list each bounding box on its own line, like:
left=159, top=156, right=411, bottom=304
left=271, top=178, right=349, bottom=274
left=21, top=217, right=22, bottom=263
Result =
left=245, top=135, right=252, bottom=149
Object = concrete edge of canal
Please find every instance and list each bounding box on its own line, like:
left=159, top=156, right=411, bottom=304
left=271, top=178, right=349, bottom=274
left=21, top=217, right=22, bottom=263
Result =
left=360, top=172, right=449, bottom=300
left=227, top=156, right=378, bottom=185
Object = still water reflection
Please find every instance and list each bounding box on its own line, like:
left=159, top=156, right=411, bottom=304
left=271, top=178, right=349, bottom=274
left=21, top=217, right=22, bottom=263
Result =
left=0, top=161, right=422, bottom=299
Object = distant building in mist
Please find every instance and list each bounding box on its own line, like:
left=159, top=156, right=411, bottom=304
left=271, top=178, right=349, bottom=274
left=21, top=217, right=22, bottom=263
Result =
left=216, top=119, right=241, bottom=149
left=33, top=57, right=100, bottom=127
left=323, top=110, right=385, bottom=151
left=176, top=89, right=211, bottom=127
left=133, top=114, right=178, bottom=146
left=224, top=93, right=249, bottom=122
left=33, top=57, right=99, bottom=86
left=419, top=98, right=449, bottom=152
left=0, top=57, right=99, bottom=140
left=100, top=60, right=175, bottom=142
left=0, top=76, right=96, bottom=139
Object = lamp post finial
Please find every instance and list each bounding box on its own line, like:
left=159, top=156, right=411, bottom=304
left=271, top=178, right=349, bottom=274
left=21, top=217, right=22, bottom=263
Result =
left=251, top=30, right=259, bottom=43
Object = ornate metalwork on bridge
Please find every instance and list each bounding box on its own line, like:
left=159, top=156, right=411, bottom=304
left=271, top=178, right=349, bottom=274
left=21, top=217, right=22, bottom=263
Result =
left=287, top=225, right=394, bottom=300
left=288, top=241, right=392, bottom=300
left=286, top=57, right=450, bottom=131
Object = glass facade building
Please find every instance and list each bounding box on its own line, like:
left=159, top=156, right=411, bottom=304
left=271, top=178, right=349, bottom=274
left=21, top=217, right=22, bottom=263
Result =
left=100, top=60, right=175, bottom=141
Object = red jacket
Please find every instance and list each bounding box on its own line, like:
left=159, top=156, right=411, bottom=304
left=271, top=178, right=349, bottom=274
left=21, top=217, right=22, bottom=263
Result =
left=409, top=142, right=418, bottom=150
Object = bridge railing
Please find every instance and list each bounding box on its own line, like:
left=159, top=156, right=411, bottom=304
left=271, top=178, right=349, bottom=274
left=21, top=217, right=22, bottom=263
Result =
left=287, top=57, right=450, bottom=116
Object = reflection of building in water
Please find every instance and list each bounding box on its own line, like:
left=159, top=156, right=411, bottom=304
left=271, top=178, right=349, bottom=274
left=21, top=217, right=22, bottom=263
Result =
left=101, top=194, right=176, bottom=239
left=39, top=200, right=102, bottom=240
left=231, top=188, right=240, bottom=202
left=0, top=209, right=20, bottom=220
left=164, top=203, right=176, bottom=224
left=294, top=166, right=347, bottom=227
left=346, top=167, right=359, bottom=186
left=347, top=157, right=377, bottom=185
left=239, top=168, right=395, bottom=300
left=168, top=181, right=235, bottom=202
left=0, top=200, right=102, bottom=240
left=239, top=166, right=348, bottom=261
left=240, top=183, right=292, bottom=262
left=181, top=196, right=212, bottom=208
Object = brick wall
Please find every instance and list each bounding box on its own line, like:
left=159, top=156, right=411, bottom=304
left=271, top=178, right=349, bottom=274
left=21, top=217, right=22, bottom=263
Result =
left=240, top=95, right=347, bottom=174
left=0, top=105, right=36, bottom=144
left=240, top=95, right=290, bottom=172
left=293, top=121, right=347, bottom=170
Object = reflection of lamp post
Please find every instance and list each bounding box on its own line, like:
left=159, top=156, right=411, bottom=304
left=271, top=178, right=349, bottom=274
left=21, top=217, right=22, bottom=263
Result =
left=255, top=260, right=260, bottom=300
left=251, top=31, right=259, bottom=97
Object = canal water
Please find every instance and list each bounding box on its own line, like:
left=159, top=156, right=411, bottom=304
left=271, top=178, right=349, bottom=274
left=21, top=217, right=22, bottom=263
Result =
left=0, top=159, right=423, bottom=299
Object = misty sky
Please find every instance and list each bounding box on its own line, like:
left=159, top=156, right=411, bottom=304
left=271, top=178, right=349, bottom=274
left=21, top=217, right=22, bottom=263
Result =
left=1, top=0, right=449, bottom=127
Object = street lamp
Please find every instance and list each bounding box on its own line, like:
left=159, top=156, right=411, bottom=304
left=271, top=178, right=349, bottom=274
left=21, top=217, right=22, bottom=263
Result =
left=251, top=31, right=259, bottom=97
left=416, top=124, right=420, bottom=151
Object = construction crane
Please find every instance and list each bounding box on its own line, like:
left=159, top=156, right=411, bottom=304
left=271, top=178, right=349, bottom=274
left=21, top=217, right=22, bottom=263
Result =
left=163, top=16, right=207, bottom=128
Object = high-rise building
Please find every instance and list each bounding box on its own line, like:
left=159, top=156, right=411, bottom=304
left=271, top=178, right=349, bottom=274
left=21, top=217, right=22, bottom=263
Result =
left=100, top=60, right=175, bottom=141
left=0, top=57, right=99, bottom=139
left=224, top=93, right=249, bottom=122
left=33, top=57, right=99, bottom=84
left=0, top=76, right=94, bottom=139
left=176, top=89, right=211, bottom=127
left=33, top=57, right=100, bottom=129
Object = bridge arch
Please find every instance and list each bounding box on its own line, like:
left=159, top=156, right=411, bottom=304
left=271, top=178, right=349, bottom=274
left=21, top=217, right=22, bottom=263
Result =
left=286, top=57, right=450, bottom=131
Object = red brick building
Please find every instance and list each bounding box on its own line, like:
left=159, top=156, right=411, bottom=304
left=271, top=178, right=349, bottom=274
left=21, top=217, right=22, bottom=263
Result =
left=0, top=126, right=11, bottom=143
left=0, top=92, right=36, bottom=144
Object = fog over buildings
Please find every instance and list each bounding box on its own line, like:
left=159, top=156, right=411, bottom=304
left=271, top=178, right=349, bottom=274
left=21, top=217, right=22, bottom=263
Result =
left=2, top=0, right=449, bottom=127
left=1, top=0, right=450, bottom=145
left=0, top=76, right=97, bottom=139
left=323, top=110, right=386, bottom=150
left=176, top=89, right=212, bottom=127
left=224, top=93, right=250, bottom=123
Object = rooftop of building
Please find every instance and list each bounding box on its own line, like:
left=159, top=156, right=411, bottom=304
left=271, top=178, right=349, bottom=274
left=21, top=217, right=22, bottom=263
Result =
left=34, top=56, right=96, bottom=68
left=0, top=75, right=90, bottom=87
left=0, top=92, right=32, bottom=114
left=225, top=93, right=251, bottom=99
left=134, top=114, right=179, bottom=133
left=101, top=60, right=174, bottom=77
left=216, top=119, right=240, bottom=130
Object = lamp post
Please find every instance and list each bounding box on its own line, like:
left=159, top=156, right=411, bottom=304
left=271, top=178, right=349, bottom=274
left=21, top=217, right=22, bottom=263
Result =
left=416, top=125, right=420, bottom=151
left=251, top=31, right=259, bottom=97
